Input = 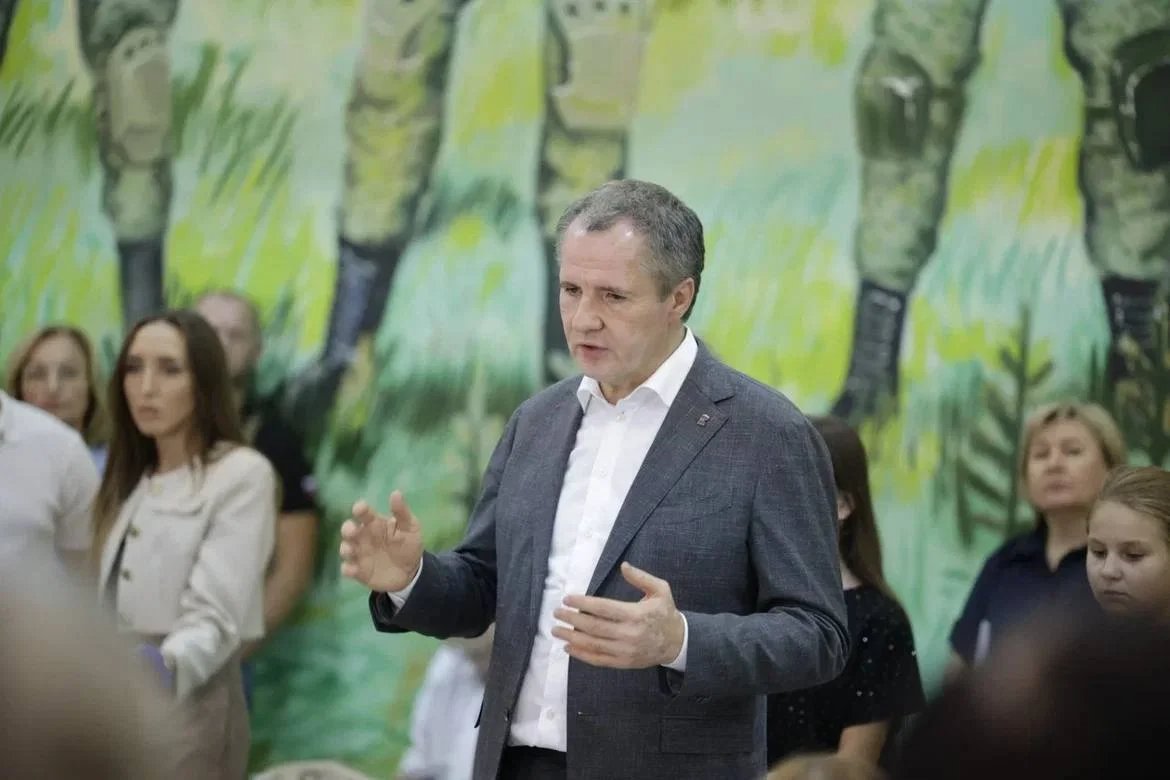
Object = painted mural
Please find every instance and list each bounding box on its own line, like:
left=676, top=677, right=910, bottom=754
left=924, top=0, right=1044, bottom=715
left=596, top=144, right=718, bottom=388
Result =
left=3, top=0, right=1169, bottom=775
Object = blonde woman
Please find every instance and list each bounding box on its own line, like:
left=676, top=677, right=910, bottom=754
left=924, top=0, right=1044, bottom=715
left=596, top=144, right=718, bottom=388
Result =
left=948, top=401, right=1126, bottom=677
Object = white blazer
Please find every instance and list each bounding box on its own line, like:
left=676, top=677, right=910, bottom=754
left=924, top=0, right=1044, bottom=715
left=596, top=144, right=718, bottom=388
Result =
left=99, top=444, right=277, bottom=698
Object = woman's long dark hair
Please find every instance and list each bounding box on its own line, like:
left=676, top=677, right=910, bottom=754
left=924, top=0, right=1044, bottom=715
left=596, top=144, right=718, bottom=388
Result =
left=810, top=415, right=897, bottom=602
left=93, top=310, right=243, bottom=553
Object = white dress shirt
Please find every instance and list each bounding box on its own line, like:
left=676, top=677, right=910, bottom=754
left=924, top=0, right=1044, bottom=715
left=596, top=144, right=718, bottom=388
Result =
left=389, top=328, right=698, bottom=752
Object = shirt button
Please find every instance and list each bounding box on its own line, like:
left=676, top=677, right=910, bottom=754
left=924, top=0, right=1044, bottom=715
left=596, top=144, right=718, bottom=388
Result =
left=544, top=709, right=555, bottom=721
left=121, top=569, right=132, bottom=581
left=128, top=525, right=140, bottom=538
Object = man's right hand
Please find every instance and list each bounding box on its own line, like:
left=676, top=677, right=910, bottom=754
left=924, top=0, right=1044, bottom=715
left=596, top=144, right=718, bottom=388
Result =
left=339, top=491, right=424, bottom=593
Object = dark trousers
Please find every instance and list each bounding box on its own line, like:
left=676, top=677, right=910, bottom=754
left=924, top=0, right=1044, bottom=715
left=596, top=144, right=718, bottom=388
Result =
left=498, top=747, right=567, bottom=780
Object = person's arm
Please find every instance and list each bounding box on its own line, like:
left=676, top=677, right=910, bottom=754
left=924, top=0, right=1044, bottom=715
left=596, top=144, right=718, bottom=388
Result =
left=242, top=509, right=318, bottom=659
left=160, top=452, right=277, bottom=698
left=838, top=722, right=891, bottom=764
left=948, top=549, right=1003, bottom=673
left=838, top=599, right=927, bottom=765
left=671, top=413, right=850, bottom=698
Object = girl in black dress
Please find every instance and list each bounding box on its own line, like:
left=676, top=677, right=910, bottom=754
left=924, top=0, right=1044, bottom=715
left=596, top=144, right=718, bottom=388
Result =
left=767, top=416, right=925, bottom=770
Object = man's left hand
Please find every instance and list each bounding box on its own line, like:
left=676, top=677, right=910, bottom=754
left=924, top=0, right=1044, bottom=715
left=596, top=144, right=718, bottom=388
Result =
left=552, top=562, right=684, bottom=669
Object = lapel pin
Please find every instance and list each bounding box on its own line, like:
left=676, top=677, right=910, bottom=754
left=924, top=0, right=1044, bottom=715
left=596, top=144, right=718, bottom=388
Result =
left=697, top=414, right=710, bottom=427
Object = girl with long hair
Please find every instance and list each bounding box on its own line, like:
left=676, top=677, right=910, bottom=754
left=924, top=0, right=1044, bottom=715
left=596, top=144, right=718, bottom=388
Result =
left=767, top=416, right=924, bottom=770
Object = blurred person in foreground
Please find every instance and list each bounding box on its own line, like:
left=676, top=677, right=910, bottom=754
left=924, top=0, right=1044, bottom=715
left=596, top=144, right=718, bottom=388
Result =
left=1, top=571, right=171, bottom=778
left=896, top=612, right=1170, bottom=779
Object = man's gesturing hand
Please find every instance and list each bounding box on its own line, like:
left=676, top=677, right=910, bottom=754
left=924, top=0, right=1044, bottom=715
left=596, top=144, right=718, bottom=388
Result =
left=552, top=562, right=685, bottom=669
left=339, top=490, right=424, bottom=593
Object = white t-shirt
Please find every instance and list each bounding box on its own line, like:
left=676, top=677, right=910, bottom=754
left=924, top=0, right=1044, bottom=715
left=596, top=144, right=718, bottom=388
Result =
left=396, top=644, right=486, bottom=780
left=0, top=391, right=99, bottom=582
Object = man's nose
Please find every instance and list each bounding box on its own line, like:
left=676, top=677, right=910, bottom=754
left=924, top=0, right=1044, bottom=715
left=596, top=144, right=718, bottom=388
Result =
left=572, top=295, right=602, bottom=330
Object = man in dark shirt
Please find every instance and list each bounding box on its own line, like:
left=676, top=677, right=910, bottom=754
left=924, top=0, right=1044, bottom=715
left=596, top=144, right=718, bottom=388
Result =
left=195, top=291, right=320, bottom=661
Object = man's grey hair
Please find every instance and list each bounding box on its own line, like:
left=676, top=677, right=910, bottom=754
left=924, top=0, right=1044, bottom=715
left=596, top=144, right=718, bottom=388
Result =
left=555, top=179, right=705, bottom=320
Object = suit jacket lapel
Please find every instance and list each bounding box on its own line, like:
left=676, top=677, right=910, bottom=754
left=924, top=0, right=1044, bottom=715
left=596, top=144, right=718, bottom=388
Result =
left=586, top=351, right=732, bottom=596
left=526, top=391, right=584, bottom=618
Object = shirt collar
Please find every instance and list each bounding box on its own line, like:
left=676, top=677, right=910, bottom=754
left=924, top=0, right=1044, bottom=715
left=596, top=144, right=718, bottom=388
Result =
left=576, top=327, right=698, bottom=412
left=1007, top=523, right=1086, bottom=565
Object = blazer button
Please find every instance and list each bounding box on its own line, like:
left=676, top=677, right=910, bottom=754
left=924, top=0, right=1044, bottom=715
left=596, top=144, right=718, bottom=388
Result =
left=504, top=708, right=512, bottom=722
left=121, top=569, right=132, bottom=581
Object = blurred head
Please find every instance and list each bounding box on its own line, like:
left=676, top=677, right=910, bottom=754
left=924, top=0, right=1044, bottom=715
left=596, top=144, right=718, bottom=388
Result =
left=194, top=290, right=262, bottom=386
left=555, top=179, right=704, bottom=401
left=1019, top=402, right=1125, bottom=523
left=94, top=310, right=242, bottom=550
left=897, top=613, right=1170, bottom=779
left=768, top=752, right=886, bottom=780
left=810, top=415, right=895, bottom=601
left=1087, top=466, right=1170, bottom=624
left=6, top=325, right=106, bottom=443
left=0, top=584, right=172, bottom=778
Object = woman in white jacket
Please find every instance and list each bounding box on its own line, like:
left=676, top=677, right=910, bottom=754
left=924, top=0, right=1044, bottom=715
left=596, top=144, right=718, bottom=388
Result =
left=93, top=309, right=276, bottom=778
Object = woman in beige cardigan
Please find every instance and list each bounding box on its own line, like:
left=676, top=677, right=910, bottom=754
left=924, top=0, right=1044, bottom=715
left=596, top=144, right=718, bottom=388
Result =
left=94, top=309, right=276, bottom=778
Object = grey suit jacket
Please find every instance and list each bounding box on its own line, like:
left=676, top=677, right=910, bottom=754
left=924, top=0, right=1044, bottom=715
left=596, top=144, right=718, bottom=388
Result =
left=370, top=343, right=849, bottom=780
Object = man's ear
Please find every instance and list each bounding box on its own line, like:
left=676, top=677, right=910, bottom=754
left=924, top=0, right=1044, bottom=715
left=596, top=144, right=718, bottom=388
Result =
left=670, top=277, right=695, bottom=318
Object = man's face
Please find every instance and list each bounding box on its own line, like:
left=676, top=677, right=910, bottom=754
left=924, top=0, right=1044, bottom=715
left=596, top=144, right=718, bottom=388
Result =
left=195, top=296, right=261, bottom=383
left=558, top=218, right=693, bottom=403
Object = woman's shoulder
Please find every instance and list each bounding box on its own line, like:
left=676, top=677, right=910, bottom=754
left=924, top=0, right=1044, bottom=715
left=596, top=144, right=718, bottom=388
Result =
left=850, top=585, right=912, bottom=629
left=206, top=442, right=274, bottom=480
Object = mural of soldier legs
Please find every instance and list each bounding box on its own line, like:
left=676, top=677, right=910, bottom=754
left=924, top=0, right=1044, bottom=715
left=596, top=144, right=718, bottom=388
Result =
left=289, top=0, right=652, bottom=415
left=832, top=0, right=990, bottom=422
left=77, top=0, right=178, bottom=331
left=0, top=0, right=17, bottom=68
left=537, top=0, right=652, bottom=383
left=286, top=0, right=463, bottom=418
left=1057, top=0, right=1170, bottom=381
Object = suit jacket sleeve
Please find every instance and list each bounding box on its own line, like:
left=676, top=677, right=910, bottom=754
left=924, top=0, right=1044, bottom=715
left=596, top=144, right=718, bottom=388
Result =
left=369, top=407, right=520, bottom=639
left=674, top=413, right=850, bottom=697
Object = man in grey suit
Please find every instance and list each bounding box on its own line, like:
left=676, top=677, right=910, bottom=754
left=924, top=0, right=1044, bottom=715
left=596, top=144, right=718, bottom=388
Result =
left=340, top=179, right=850, bottom=779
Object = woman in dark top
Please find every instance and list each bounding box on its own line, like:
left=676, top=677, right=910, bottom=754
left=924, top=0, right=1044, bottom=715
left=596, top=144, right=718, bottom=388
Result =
left=767, top=416, right=925, bottom=770
left=947, top=402, right=1126, bottom=679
